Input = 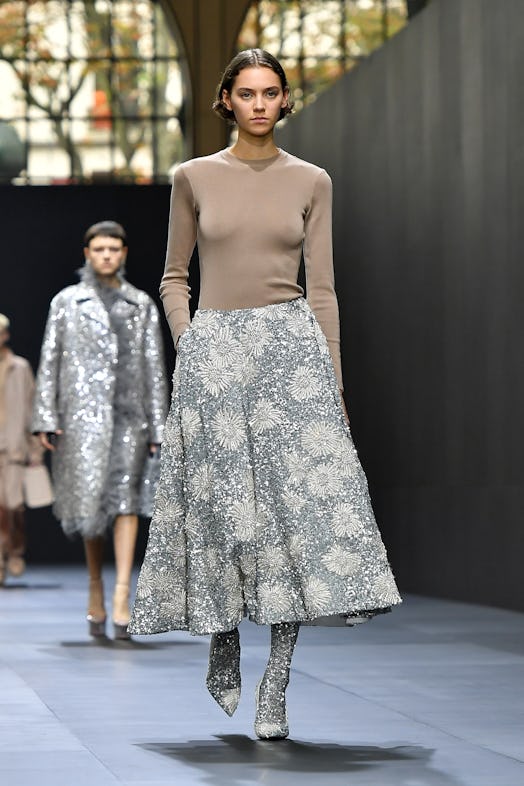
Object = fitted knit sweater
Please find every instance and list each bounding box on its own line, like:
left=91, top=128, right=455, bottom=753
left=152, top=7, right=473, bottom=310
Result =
left=160, top=147, right=343, bottom=389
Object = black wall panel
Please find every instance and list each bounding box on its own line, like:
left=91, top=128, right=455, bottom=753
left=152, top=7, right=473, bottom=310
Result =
left=276, top=0, right=524, bottom=611
left=0, top=184, right=176, bottom=563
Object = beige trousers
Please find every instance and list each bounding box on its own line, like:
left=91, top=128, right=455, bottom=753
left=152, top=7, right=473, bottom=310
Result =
left=0, top=452, right=26, bottom=561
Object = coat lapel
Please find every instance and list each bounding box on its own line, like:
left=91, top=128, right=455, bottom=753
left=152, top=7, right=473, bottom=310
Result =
left=74, top=283, right=110, bottom=328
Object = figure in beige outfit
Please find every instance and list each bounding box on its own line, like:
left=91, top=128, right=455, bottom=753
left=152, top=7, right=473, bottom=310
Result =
left=0, top=314, right=43, bottom=585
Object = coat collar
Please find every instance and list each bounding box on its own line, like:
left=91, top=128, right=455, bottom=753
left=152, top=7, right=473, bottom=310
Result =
left=73, top=280, right=140, bottom=307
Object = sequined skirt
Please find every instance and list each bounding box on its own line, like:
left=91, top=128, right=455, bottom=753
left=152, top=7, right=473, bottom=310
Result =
left=129, top=298, right=401, bottom=636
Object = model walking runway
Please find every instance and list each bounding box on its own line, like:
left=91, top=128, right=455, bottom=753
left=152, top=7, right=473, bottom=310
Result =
left=1, top=565, right=523, bottom=786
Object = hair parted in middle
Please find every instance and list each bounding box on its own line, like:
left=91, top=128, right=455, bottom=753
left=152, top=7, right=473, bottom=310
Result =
left=212, top=48, right=294, bottom=122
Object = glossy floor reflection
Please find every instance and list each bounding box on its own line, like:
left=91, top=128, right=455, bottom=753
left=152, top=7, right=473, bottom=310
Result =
left=1, top=566, right=523, bottom=785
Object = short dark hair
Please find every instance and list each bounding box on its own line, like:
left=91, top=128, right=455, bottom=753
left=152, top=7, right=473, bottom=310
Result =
left=84, top=220, right=127, bottom=247
left=212, top=48, right=294, bottom=122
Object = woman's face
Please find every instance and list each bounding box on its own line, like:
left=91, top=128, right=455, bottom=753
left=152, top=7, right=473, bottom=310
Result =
left=222, top=66, right=288, bottom=138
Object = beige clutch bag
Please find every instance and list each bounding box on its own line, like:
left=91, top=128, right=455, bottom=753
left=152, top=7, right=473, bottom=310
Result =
left=23, top=465, right=54, bottom=508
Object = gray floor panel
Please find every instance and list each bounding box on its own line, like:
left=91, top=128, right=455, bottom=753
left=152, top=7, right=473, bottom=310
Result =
left=1, top=566, right=523, bottom=785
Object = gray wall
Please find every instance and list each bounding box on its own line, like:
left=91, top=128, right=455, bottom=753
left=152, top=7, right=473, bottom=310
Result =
left=277, top=0, right=524, bottom=611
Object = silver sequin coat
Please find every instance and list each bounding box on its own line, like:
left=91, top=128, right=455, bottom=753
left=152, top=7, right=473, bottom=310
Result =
left=32, top=278, right=167, bottom=525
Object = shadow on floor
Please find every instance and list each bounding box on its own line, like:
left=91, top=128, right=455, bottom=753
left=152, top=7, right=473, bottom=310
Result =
left=58, top=638, right=202, bottom=650
left=138, top=736, right=464, bottom=786
left=0, top=582, right=62, bottom=590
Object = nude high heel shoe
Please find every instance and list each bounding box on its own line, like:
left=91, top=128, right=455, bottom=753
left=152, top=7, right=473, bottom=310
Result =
left=87, top=578, right=106, bottom=637
left=112, top=582, right=131, bottom=640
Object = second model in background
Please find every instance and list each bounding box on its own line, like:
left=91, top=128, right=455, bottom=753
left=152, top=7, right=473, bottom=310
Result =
left=32, top=221, right=167, bottom=639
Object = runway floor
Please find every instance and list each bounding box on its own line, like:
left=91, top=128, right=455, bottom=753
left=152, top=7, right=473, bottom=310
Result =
left=0, top=566, right=523, bottom=785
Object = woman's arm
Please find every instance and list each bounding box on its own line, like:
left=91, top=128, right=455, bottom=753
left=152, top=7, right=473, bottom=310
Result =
left=159, top=165, right=198, bottom=347
left=23, top=362, right=44, bottom=464
left=143, top=299, right=168, bottom=444
left=303, top=169, right=344, bottom=392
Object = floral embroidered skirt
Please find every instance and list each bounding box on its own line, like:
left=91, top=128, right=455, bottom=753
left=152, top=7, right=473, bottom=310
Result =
left=129, top=298, right=401, bottom=636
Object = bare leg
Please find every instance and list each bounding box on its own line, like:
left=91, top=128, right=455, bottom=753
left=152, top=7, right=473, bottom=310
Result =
left=84, top=536, right=106, bottom=636
left=0, top=506, right=8, bottom=585
left=7, top=506, right=26, bottom=576
left=255, top=622, right=300, bottom=740
left=206, top=628, right=241, bottom=716
left=0, top=458, right=7, bottom=584
left=112, top=514, right=138, bottom=638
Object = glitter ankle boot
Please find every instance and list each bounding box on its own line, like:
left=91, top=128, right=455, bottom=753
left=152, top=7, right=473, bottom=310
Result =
left=254, top=622, right=299, bottom=740
left=206, top=628, right=241, bottom=716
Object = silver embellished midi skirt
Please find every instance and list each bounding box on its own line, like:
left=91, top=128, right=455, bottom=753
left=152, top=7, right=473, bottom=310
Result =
left=129, top=298, right=401, bottom=636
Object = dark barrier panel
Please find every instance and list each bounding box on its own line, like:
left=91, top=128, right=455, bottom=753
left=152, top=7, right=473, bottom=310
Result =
left=276, top=0, right=524, bottom=611
left=1, top=184, right=179, bottom=563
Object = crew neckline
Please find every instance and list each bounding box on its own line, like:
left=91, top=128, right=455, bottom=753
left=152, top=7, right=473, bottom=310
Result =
left=222, top=147, right=285, bottom=166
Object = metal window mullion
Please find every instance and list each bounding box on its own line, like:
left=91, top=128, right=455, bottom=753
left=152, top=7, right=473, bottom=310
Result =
left=152, top=1, right=159, bottom=183
left=256, top=1, right=262, bottom=46
left=341, top=0, right=347, bottom=73
left=23, top=1, right=30, bottom=183
left=382, top=0, right=389, bottom=42
left=109, top=0, right=116, bottom=180
left=277, top=0, right=284, bottom=60
left=66, top=0, right=74, bottom=180
left=298, top=0, right=305, bottom=99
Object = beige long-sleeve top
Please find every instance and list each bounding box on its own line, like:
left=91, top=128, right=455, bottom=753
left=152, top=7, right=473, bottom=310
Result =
left=160, top=148, right=343, bottom=389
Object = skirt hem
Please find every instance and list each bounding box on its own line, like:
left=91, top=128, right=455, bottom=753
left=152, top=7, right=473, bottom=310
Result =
left=128, top=599, right=401, bottom=637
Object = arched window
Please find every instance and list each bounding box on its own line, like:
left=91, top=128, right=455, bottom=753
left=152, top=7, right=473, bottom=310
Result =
left=237, top=0, right=409, bottom=113
left=0, top=0, right=189, bottom=184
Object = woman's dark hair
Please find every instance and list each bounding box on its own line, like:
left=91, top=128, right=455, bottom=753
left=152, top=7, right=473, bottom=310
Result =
left=213, top=48, right=294, bottom=122
left=84, top=220, right=127, bottom=247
